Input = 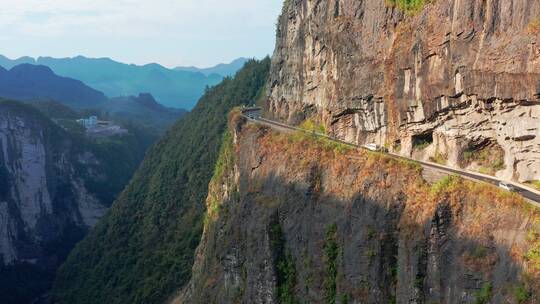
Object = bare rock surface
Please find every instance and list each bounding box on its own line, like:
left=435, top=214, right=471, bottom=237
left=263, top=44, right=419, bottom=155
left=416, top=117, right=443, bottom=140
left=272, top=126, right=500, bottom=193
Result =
left=0, top=103, right=106, bottom=282
left=267, top=0, right=540, bottom=182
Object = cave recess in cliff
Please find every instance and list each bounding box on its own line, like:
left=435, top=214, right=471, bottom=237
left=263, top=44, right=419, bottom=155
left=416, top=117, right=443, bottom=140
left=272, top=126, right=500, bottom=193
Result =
left=412, top=132, right=433, bottom=150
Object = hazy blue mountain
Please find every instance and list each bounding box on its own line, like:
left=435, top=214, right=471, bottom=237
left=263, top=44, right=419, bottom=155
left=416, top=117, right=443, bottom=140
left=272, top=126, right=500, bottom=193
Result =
left=175, top=57, right=249, bottom=77
left=104, top=93, right=187, bottom=130
left=0, top=55, right=35, bottom=69
left=0, top=64, right=184, bottom=130
left=0, top=55, right=224, bottom=109
left=0, top=64, right=107, bottom=109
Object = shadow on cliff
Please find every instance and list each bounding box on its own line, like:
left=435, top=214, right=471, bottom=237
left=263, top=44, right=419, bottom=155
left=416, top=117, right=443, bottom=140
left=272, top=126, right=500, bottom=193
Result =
left=188, top=160, right=538, bottom=304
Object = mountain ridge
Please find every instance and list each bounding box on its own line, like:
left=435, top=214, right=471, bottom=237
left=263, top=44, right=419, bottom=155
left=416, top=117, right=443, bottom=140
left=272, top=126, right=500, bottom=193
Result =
left=0, top=55, right=249, bottom=108
left=174, top=57, right=250, bottom=77
left=0, top=63, right=185, bottom=131
left=0, top=64, right=107, bottom=108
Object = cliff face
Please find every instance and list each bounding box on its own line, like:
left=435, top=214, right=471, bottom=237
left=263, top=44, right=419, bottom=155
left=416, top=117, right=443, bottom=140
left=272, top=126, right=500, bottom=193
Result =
left=0, top=101, right=108, bottom=303
left=267, top=0, right=540, bottom=182
left=177, top=116, right=540, bottom=303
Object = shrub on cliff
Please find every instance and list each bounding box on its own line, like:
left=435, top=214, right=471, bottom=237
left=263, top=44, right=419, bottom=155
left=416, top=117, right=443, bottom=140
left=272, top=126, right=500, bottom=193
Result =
left=386, top=0, right=430, bottom=13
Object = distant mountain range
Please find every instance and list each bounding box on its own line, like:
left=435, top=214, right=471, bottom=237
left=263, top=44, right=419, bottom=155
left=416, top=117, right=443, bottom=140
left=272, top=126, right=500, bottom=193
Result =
left=0, top=64, right=185, bottom=129
left=0, top=55, right=249, bottom=109
left=174, top=57, right=249, bottom=77
left=0, top=64, right=107, bottom=108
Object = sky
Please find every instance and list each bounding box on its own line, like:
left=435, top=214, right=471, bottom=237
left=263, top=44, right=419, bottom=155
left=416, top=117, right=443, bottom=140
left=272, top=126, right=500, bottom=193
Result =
left=0, top=0, right=283, bottom=68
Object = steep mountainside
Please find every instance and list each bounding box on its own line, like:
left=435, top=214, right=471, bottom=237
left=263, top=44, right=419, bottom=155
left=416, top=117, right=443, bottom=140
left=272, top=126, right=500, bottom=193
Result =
left=0, top=55, right=224, bottom=109
left=52, top=58, right=271, bottom=304
left=267, top=0, right=540, bottom=182
left=0, top=100, right=144, bottom=304
left=0, top=64, right=107, bottom=109
left=176, top=114, right=540, bottom=304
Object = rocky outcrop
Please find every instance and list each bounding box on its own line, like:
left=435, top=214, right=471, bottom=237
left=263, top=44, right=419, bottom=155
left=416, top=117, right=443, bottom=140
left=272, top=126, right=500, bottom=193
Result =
left=175, top=117, right=540, bottom=304
left=0, top=101, right=108, bottom=302
left=267, top=0, right=540, bottom=182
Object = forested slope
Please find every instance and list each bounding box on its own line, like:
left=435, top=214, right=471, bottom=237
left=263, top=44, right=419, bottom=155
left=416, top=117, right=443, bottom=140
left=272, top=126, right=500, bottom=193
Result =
left=0, top=100, right=147, bottom=304
left=52, top=58, right=271, bottom=304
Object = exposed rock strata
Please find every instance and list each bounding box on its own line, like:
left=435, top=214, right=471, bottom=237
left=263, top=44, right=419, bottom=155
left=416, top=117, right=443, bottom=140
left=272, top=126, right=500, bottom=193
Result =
left=267, top=0, right=540, bottom=181
left=0, top=103, right=107, bottom=295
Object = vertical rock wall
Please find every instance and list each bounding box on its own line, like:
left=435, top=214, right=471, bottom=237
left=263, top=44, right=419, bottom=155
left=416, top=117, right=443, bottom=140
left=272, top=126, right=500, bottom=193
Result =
left=267, top=0, right=540, bottom=181
left=0, top=106, right=105, bottom=269
left=176, top=118, right=540, bottom=304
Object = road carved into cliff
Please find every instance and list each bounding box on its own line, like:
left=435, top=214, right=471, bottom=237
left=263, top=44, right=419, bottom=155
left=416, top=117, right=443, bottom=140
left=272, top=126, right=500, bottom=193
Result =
left=241, top=108, right=540, bottom=208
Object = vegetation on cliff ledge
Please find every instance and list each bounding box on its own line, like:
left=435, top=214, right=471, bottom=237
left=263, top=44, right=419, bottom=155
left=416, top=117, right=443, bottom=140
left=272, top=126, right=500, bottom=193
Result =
left=386, top=0, right=430, bottom=13
left=52, top=58, right=271, bottom=304
left=204, top=129, right=236, bottom=227
left=323, top=223, right=339, bottom=304
left=270, top=215, right=298, bottom=304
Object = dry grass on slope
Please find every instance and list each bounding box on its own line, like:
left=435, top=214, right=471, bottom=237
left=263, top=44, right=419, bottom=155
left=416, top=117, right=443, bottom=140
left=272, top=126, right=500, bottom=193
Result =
left=253, top=124, right=540, bottom=301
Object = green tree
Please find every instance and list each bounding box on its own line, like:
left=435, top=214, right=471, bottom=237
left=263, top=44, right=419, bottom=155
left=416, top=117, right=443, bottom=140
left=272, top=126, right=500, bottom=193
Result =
left=52, top=58, right=271, bottom=304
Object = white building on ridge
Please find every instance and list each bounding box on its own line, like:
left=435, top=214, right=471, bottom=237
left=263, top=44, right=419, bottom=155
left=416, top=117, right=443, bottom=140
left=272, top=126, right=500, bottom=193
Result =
left=76, top=116, right=98, bottom=128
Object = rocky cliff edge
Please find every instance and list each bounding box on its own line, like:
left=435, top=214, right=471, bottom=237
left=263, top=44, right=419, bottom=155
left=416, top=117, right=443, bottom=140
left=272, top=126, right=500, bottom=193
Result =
left=174, top=113, right=540, bottom=304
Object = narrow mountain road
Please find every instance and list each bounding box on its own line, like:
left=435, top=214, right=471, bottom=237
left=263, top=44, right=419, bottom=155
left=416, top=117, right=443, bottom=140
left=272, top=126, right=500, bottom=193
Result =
left=241, top=108, right=540, bottom=208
